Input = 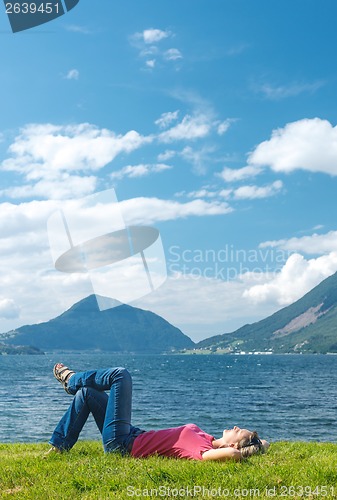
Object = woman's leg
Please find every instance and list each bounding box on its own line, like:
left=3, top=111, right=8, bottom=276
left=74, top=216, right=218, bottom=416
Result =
left=67, top=366, right=143, bottom=454
left=66, top=367, right=130, bottom=394
left=49, top=387, right=108, bottom=451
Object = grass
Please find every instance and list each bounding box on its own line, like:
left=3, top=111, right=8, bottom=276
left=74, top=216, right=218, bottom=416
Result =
left=0, top=441, right=337, bottom=499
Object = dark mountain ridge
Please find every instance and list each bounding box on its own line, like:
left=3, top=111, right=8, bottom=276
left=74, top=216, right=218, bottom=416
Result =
left=4, top=271, right=337, bottom=355
left=197, top=271, right=337, bottom=353
left=3, top=295, right=194, bottom=353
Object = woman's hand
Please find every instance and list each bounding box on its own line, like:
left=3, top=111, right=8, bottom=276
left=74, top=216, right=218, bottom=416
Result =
left=261, top=439, right=270, bottom=452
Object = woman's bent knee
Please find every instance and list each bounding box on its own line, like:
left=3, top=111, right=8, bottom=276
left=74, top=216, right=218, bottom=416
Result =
left=115, top=367, right=130, bottom=376
left=111, top=367, right=131, bottom=382
left=75, top=387, right=99, bottom=401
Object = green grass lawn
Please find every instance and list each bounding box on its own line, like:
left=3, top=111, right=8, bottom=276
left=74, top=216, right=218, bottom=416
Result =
left=0, top=441, right=337, bottom=499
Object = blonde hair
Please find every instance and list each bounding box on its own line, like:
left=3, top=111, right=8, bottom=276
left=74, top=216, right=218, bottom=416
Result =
left=238, top=431, right=264, bottom=459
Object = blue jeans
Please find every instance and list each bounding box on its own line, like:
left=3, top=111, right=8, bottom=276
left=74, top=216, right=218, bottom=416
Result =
left=49, top=367, right=144, bottom=454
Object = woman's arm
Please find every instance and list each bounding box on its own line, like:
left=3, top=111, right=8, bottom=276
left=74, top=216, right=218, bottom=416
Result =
left=201, top=447, right=241, bottom=462
left=202, top=439, right=270, bottom=461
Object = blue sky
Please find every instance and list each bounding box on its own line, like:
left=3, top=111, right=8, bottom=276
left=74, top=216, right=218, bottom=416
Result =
left=1, top=0, right=337, bottom=342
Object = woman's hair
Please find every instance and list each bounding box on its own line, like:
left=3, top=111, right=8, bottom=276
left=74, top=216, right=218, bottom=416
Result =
left=237, top=431, right=264, bottom=459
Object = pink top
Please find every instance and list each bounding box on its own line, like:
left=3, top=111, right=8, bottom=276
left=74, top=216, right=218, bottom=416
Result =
left=131, top=423, right=214, bottom=460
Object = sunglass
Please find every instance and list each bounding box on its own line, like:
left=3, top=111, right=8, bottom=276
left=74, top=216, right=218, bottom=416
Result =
left=245, top=436, right=263, bottom=448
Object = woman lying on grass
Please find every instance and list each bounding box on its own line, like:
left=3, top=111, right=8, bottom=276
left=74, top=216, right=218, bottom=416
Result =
left=47, top=365, right=269, bottom=461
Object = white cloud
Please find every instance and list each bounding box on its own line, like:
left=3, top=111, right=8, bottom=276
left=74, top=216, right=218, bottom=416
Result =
left=186, top=189, right=218, bottom=199
left=2, top=175, right=97, bottom=200
left=140, top=46, right=158, bottom=58
left=0, top=112, right=234, bottom=201
left=130, top=29, right=183, bottom=70
left=169, top=88, right=212, bottom=111
left=254, top=81, right=324, bottom=100
left=120, top=197, right=233, bottom=225
left=233, top=180, right=283, bottom=200
left=1, top=198, right=335, bottom=342
left=141, top=28, right=171, bottom=44
left=146, top=59, right=156, bottom=68
left=0, top=194, right=236, bottom=335
left=183, top=180, right=282, bottom=201
left=1, top=123, right=151, bottom=199
left=0, top=199, right=88, bottom=330
left=180, top=146, right=215, bottom=175
left=111, top=163, right=172, bottom=180
left=155, top=111, right=180, bottom=129
left=65, top=69, right=79, bottom=80
left=157, top=112, right=233, bottom=144
left=0, top=298, right=20, bottom=319
left=159, top=114, right=211, bottom=143
left=249, top=118, right=337, bottom=175
left=164, top=48, right=183, bottom=61
left=3, top=123, right=150, bottom=174
left=260, top=230, right=337, bottom=255
left=243, top=252, right=337, bottom=306
left=134, top=270, right=286, bottom=342
left=177, top=182, right=283, bottom=202
left=0, top=199, right=56, bottom=238
left=217, top=120, right=233, bottom=136
left=218, top=165, right=263, bottom=182
left=157, top=150, right=176, bottom=162
left=218, top=189, right=233, bottom=199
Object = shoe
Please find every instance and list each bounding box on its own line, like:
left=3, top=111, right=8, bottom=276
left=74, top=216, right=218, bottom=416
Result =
left=53, top=363, right=75, bottom=394
left=43, top=446, right=62, bottom=458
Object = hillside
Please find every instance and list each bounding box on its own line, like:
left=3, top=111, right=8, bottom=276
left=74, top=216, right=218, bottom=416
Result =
left=2, top=295, right=194, bottom=353
left=0, top=343, right=44, bottom=355
left=197, top=271, right=337, bottom=354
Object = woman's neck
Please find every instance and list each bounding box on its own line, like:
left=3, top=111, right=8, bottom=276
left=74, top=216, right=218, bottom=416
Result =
left=212, top=438, right=230, bottom=449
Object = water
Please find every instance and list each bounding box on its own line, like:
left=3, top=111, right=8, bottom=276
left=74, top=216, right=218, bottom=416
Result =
left=0, top=353, right=336, bottom=445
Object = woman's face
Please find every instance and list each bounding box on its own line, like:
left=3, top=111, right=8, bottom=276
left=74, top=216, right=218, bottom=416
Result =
left=222, top=426, right=252, bottom=445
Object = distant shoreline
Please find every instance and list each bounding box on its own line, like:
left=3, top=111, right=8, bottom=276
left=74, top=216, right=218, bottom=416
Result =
left=2, top=348, right=337, bottom=355
left=176, top=349, right=337, bottom=355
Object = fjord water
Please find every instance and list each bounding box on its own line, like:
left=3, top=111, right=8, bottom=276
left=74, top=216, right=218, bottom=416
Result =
left=0, top=353, right=336, bottom=445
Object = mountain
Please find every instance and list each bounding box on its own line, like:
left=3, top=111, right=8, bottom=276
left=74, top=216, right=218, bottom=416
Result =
left=196, top=271, right=337, bottom=354
left=3, top=295, right=194, bottom=353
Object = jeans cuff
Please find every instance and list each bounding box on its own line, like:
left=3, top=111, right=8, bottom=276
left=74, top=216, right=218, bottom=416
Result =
left=66, top=374, right=77, bottom=395
left=48, top=439, right=68, bottom=452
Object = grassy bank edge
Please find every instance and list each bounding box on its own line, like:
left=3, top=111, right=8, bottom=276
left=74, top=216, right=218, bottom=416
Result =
left=1, top=441, right=337, bottom=499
